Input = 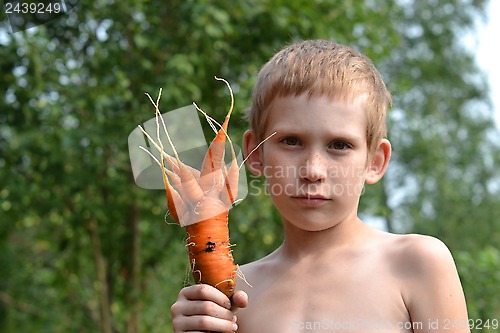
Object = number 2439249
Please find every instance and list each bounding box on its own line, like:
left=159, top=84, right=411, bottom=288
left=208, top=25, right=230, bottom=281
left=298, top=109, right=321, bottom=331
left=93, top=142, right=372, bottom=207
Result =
left=5, top=2, right=63, bottom=14
left=443, top=318, right=498, bottom=330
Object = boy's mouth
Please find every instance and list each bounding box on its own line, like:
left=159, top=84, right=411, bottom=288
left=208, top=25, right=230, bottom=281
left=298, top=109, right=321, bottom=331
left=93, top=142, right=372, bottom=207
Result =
left=294, top=193, right=329, bottom=199
left=292, top=194, right=331, bottom=205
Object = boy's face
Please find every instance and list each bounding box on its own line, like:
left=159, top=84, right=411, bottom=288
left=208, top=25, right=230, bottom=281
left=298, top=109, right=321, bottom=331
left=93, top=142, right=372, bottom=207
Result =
left=245, top=93, right=390, bottom=232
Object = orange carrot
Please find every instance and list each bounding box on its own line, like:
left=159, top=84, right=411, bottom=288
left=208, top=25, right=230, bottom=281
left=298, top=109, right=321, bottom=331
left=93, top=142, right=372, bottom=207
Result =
left=186, top=211, right=236, bottom=298
left=140, top=77, right=239, bottom=299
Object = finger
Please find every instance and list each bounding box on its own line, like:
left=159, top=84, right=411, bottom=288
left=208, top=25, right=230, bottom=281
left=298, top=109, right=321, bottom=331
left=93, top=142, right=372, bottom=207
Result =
left=173, top=300, right=234, bottom=321
left=230, top=290, right=248, bottom=312
left=180, top=284, right=232, bottom=309
left=172, top=314, right=238, bottom=333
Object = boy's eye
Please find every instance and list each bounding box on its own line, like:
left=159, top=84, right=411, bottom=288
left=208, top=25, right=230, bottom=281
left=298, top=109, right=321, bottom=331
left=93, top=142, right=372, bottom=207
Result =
left=329, top=141, right=350, bottom=150
left=281, top=137, right=301, bottom=146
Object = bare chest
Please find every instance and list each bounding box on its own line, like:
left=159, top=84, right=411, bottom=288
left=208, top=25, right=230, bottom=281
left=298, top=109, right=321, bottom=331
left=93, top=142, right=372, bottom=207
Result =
left=237, top=257, right=412, bottom=333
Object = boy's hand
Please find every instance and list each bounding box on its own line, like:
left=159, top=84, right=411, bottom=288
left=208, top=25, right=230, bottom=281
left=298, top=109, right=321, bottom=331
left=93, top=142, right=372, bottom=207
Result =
left=171, top=284, right=248, bottom=333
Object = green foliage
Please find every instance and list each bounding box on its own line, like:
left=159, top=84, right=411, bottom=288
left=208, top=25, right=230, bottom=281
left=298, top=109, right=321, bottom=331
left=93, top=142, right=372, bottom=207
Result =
left=456, top=247, right=500, bottom=331
left=380, top=0, right=500, bottom=252
left=1, top=0, right=499, bottom=332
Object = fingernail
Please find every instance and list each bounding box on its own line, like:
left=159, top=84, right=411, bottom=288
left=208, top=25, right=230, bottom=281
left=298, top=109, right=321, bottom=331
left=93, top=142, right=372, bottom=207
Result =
left=232, top=322, right=238, bottom=331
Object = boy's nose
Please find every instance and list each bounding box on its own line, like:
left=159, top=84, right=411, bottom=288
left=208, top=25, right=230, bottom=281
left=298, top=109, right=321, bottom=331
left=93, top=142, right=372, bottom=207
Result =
left=301, top=153, right=327, bottom=183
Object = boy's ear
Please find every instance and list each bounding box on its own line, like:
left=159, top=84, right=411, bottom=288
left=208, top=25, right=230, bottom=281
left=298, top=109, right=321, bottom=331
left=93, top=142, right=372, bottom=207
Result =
left=243, top=130, right=264, bottom=176
left=365, top=139, right=391, bottom=185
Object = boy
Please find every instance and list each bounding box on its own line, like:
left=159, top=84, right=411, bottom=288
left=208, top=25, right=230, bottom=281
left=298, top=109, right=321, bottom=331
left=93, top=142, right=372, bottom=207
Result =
left=170, top=40, right=469, bottom=332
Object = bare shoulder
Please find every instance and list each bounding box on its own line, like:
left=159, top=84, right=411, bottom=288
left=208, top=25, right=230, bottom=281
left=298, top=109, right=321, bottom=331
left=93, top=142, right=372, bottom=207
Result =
left=387, top=233, right=457, bottom=276
left=392, top=233, right=452, bottom=256
left=237, top=250, right=281, bottom=293
left=238, top=250, right=276, bottom=274
left=385, top=233, right=469, bottom=331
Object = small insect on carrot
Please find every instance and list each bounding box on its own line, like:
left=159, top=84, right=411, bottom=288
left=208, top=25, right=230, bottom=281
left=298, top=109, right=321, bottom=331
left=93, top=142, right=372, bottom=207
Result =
left=138, top=77, right=241, bottom=300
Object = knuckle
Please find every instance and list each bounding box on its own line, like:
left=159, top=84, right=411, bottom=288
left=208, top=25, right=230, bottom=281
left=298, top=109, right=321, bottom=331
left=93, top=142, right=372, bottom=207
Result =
left=195, top=316, right=212, bottom=330
left=200, top=300, right=217, bottom=315
left=171, top=316, right=182, bottom=330
left=172, top=318, right=183, bottom=332
left=197, top=283, right=209, bottom=293
left=197, top=284, right=212, bottom=299
left=170, top=302, right=180, bottom=316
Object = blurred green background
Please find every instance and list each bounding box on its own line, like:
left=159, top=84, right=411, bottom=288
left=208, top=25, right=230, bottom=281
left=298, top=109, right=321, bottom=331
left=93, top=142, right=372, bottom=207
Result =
left=1, top=0, right=499, bottom=332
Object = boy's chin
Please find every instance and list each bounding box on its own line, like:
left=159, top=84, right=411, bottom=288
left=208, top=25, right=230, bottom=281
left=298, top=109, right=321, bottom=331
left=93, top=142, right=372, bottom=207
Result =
left=284, top=217, right=343, bottom=233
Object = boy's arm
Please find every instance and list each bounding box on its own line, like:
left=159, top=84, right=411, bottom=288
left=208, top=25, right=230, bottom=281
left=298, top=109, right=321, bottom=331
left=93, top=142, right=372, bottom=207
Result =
left=170, top=284, right=248, bottom=333
left=403, top=236, right=470, bottom=333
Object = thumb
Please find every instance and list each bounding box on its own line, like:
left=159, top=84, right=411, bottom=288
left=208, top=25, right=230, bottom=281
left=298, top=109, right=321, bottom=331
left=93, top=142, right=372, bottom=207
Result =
left=230, top=290, right=248, bottom=312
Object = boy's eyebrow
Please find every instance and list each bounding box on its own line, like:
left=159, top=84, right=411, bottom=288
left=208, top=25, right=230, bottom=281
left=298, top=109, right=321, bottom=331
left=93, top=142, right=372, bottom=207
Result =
left=269, top=125, right=365, bottom=142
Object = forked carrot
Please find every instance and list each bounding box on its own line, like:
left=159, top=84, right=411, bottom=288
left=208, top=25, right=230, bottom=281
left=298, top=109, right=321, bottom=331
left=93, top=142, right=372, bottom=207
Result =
left=139, top=77, right=240, bottom=299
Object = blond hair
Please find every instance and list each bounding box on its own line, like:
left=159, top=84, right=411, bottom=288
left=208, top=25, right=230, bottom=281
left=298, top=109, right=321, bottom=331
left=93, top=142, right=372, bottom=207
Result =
left=247, top=39, right=391, bottom=154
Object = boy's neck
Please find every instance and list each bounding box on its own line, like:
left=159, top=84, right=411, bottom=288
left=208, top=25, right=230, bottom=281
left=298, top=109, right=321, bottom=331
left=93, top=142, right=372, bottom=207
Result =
left=277, top=213, right=374, bottom=262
